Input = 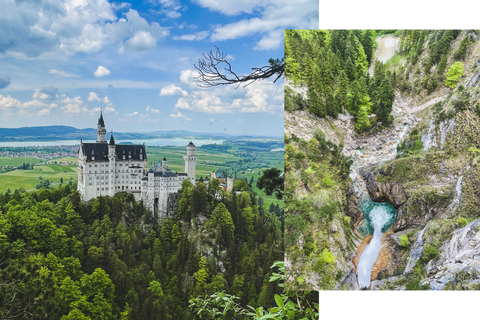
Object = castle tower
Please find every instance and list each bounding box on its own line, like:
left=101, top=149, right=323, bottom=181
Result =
left=183, top=141, right=197, bottom=183
left=162, top=157, right=167, bottom=168
left=108, top=132, right=116, bottom=196
left=97, top=111, right=107, bottom=143
left=227, top=177, right=234, bottom=192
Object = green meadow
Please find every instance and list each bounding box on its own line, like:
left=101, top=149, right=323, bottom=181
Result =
left=0, top=162, right=78, bottom=193
left=146, top=145, right=241, bottom=179
left=0, top=157, right=43, bottom=167
left=0, top=143, right=284, bottom=207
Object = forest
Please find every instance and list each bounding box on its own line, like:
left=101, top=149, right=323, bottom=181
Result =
left=284, top=30, right=395, bottom=133
left=0, top=175, right=316, bottom=319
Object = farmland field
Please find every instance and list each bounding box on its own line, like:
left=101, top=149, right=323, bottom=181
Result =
left=0, top=141, right=284, bottom=207
left=0, top=163, right=78, bottom=193
left=0, top=157, right=43, bottom=167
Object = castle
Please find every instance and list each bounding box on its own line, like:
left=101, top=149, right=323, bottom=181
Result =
left=77, top=113, right=198, bottom=218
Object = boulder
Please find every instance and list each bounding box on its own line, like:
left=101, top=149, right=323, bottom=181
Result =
left=359, top=164, right=409, bottom=209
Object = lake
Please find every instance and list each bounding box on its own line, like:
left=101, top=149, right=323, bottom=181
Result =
left=0, top=138, right=224, bottom=147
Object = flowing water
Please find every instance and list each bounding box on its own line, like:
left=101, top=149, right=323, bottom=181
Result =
left=344, top=103, right=410, bottom=288
left=357, top=204, right=396, bottom=288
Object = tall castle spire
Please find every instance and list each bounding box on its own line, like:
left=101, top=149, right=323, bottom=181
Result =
left=96, top=110, right=107, bottom=143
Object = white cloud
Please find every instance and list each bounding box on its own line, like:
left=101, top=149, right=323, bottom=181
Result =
left=210, top=118, right=214, bottom=123
left=118, top=118, right=128, bottom=122
left=87, top=92, right=102, bottom=102
left=94, top=66, right=111, bottom=77
left=170, top=112, right=185, bottom=118
left=0, top=1, right=169, bottom=59
left=104, top=106, right=116, bottom=113
left=194, top=0, right=318, bottom=50
left=120, top=31, right=157, bottom=53
left=160, top=84, right=188, bottom=97
left=18, top=109, right=30, bottom=117
left=0, top=95, right=22, bottom=109
left=146, top=106, right=160, bottom=113
left=173, top=31, right=210, bottom=41
left=37, top=108, right=52, bottom=116
left=103, top=96, right=110, bottom=104
left=48, top=69, right=79, bottom=78
left=30, top=87, right=58, bottom=102
left=179, top=69, right=200, bottom=88
left=126, top=111, right=139, bottom=116
left=173, top=80, right=283, bottom=114
left=166, top=11, right=181, bottom=18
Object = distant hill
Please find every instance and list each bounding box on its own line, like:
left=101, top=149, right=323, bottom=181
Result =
left=0, top=126, right=281, bottom=142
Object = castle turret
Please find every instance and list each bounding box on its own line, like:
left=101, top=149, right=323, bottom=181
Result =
left=97, top=111, right=107, bottom=143
left=108, top=132, right=116, bottom=196
left=183, top=141, right=197, bottom=183
left=162, top=157, right=167, bottom=168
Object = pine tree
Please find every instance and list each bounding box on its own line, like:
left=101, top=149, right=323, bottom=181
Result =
left=375, top=78, right=394, bottom=124
left=302, top=53, right=315, bottom=88
left=438, top=30, right=455, bottom=58
left=362, top=30, right=375, bottom=65
left=355, top=42, right=369, bottom=77
left=454, top=33, right=469, bottom=61
left=335, top=70, right=349, bottom=113
left=437, top=55, right=448, bottom=77
left=344, top=56, right=356, bottom=82
left=355, top=104, right=371, bottom=132
left=326, top=91, right=339, bottom=118
left=346, top=86, right=360, bottom=116
left=307, top=85, right=326, bottom=118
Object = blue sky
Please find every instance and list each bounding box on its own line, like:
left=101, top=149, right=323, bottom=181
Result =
left=0, top=0, right=318, bottom=136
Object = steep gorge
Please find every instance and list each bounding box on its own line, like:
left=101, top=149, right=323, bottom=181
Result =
left=285, top=31, right=480, bottom=290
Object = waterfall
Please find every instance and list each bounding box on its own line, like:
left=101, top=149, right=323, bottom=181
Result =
left=439, top=118, right=455, bottom=149
left=404, top=223, right=429, bottom=274
left=449, top=176, right=463, bottom=216
left=357, top=206, right=392, bottom=288
left=421, top=119, right=437, bottom=152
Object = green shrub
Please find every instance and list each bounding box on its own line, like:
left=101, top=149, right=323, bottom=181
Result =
left=418, top=245, right=440, bottom=266
left=400, top=234, right=410, bottom=247
left=445, top=61, right=464, bottom=88
left=295, top=151, right=306, bottom=161
left=319, top=202, right=337, bottom=221
left=457, top=217, right=468, bottom=228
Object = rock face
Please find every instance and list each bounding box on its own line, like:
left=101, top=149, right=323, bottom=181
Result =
left=424, top=219, right=480, bottom=290
left=345, top=184, right=364, bottom=226
left=359, top=164, right=409, bottom=209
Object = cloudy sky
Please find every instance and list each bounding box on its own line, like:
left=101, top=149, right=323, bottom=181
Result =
left=0, top=0, right=318, bottom=136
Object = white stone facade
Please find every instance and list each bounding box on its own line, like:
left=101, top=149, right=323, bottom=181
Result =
left=77, top=113, right=196, bottom=218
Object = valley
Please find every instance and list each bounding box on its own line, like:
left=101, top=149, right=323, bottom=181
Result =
left=285, top=30, right=480, bottom=291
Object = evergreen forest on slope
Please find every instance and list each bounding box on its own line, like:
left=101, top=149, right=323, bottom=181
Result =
left=0, top=178, right=317, bottom=319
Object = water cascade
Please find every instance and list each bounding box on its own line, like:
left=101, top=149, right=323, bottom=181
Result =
left=345, top=103, right=410, bottom=288
left=357, top=201, right=397, bottom=288
left=449, top=176, right=463, bottom=216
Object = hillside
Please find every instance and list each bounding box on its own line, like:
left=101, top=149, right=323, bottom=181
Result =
left=285, top=30, right=480, bottom=291
left=0, top=126, right=282, bottom=142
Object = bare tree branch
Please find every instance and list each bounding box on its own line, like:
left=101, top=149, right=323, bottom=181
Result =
left=194, top=46, right=284, bottom=88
